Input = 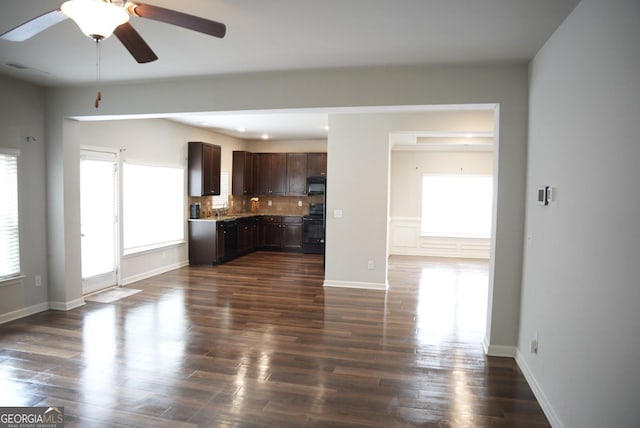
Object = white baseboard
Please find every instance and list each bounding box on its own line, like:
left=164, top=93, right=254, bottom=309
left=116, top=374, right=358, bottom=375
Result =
left=0, top=262, right=188, bottom=324
left=121, top=260, right=188, bottom=286
left=323, top=280, right=389, bottom=290
left=0, top=302, right=49, bottom=324
left=49, top=297, right=85, bottom=311
left=515, top=350, right=563, bottom=428
left=482, top=337, right=517, bottom=357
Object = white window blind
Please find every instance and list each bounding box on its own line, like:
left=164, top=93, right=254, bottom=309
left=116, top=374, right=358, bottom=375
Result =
left=122, top=162, right=184, bottom=255
left=0, top=150, right=20, bottom=280
left=421, top=174, right=493, bottom=238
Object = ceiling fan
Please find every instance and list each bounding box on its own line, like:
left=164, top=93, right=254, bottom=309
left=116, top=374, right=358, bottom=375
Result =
left=0, top=0, right=227, bottom=64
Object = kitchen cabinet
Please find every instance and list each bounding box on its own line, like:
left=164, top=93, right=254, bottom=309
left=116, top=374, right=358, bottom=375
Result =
left=189, top=215, right=302, bottom=265
left=217, top=220, right=239, bottom=262
left=260, top=216, right=303, bottom=251
left=256, top=153, right=287, bottom=195
left=282, top=216, right=303, bottom=251
left=307, top=153, right=327, bottom=177
left=232, top=151, right=327, bottom=196
left=232, top=151, right=255, bottom=196
left=237, top=216, right=259, bottom=254
left=260, top=216, right=282, bottom=249
left=188, top=142, right=221, bottom=196
left=287, top=153, right=308, bottom=196
left=188, top=221, right=219, bottom=264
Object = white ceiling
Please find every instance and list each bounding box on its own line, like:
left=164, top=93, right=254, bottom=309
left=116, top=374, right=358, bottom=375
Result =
left=0, top=0, right=580, bottom=140
left=169, top=111, right=330, bottom=141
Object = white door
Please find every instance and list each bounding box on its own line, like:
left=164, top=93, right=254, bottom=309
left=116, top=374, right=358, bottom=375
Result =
left=80, top=149, right=118, bottom=294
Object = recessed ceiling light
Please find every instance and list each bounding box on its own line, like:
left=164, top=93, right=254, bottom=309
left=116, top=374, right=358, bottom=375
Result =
left=261, top=134, right=269, bottom=140
left=237, top=127, right=246, bottom=133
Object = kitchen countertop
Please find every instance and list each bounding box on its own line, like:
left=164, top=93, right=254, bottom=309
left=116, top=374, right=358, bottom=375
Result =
left=188, top=213, right=303, bottom=222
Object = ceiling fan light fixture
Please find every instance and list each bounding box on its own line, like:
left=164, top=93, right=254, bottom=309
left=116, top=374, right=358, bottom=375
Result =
left=61, top=0, right=129, bottom=40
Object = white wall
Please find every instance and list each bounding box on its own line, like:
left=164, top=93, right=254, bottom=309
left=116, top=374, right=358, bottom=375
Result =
left=41, top=63, right=528, bottom=353
left=76, top=119, right=246, bottom=285
left=325, top=113, right=392, bottom=288
left=390, top=150, right=493, bottom=258
left=0, top=75, right=49, bottom=322
left=519, top=0, right=640, bottom=427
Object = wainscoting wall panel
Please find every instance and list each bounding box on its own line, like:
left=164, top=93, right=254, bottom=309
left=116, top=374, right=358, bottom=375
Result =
left=389, top=217, right=490, bottom=259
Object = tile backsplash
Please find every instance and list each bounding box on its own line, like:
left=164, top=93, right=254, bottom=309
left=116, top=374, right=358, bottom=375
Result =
left=189, top=194, right=324, bottom=218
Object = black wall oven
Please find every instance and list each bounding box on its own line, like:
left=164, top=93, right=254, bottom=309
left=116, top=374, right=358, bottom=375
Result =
left=302, top=203, right=325, bottom=254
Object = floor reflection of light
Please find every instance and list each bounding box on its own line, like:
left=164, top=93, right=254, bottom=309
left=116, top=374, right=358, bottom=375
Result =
left=451, top=369, right=474, bottom=425
left=124, top=289, right=187, bottom=376
left=415, top=263, right=488, bottom=345
left=231, top=354, right=248, bottom=413
left=82, top=305, right=117, bottom=408
left=0, top=366, right=27, bottom=405
left=258, top=351, right=270, bottom=381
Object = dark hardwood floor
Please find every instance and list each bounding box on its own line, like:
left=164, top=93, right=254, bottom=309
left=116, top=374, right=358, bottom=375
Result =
left=0, top=253, right=549, bottom=427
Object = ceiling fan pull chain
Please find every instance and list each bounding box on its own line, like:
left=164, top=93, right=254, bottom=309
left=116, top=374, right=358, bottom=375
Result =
left=95, top=39, right=102, bottom=108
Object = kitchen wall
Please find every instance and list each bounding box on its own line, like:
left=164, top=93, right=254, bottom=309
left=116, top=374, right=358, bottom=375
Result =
left=0, top=75, right=48, bottom=322
left=389, top=149, right=493, bottom=258
left=519, top=0, right=640, bottom=427
left=229, top=194, right=325, bottom=216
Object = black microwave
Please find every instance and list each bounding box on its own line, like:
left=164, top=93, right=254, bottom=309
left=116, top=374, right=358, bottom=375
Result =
left=307, top=176, right=326, bottom=195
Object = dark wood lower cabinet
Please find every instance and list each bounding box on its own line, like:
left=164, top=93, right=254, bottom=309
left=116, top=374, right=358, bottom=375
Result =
left=261, top=217, right=283, bottom=249
left=260, top=216, right=303, bottom=251
left=238, top=217, right=259, bottom=254
left=189, top=221, right=219, bottom=264
left=282, top=217, right=303, bottom=251
left=189, top=215, right=303, bottom=265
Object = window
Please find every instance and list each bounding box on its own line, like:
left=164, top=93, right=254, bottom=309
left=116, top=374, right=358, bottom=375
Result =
left=122, top=162, right=184, bottom=255
left=421, top=174, right=493, bottom=238
left=0, top=150, right=20, bottom=280
left=212, top=171, right=229, bottom=208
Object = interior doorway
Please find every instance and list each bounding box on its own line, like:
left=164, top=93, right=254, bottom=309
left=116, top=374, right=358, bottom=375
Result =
left=80, top=148, right=119, bottom=294
left=387, top=108, right=496, bottom=337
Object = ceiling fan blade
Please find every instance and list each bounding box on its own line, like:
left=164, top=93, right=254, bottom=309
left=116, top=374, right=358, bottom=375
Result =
left=114, top=23, right=158, bottom=63
left=129, top=3, right=226, bottom=38
left=0, top=9, right=67, bottom=42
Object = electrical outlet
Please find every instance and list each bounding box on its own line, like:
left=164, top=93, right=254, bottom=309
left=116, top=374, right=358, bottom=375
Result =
left=298, top=200, right=302, bottom=207
left=35, top=275, right=42, bottom=287
left=367, top=260, right=375, bottom=270
left=529, top=336, right=538, bottom=354
left=268, top=200, right=273, bottom=207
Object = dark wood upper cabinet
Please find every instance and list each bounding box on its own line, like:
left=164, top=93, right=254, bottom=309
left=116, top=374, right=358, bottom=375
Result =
left=233, top=151, right=326, bottom=196
left=232, top=151, right=255, bottom=196
left=307, top=152, right=327, bottom=177
left=256, top=153, right=287, bottom=195
left=188, top=141, right=221, bottom=196
left=287, top=153, right=308, bottom=196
